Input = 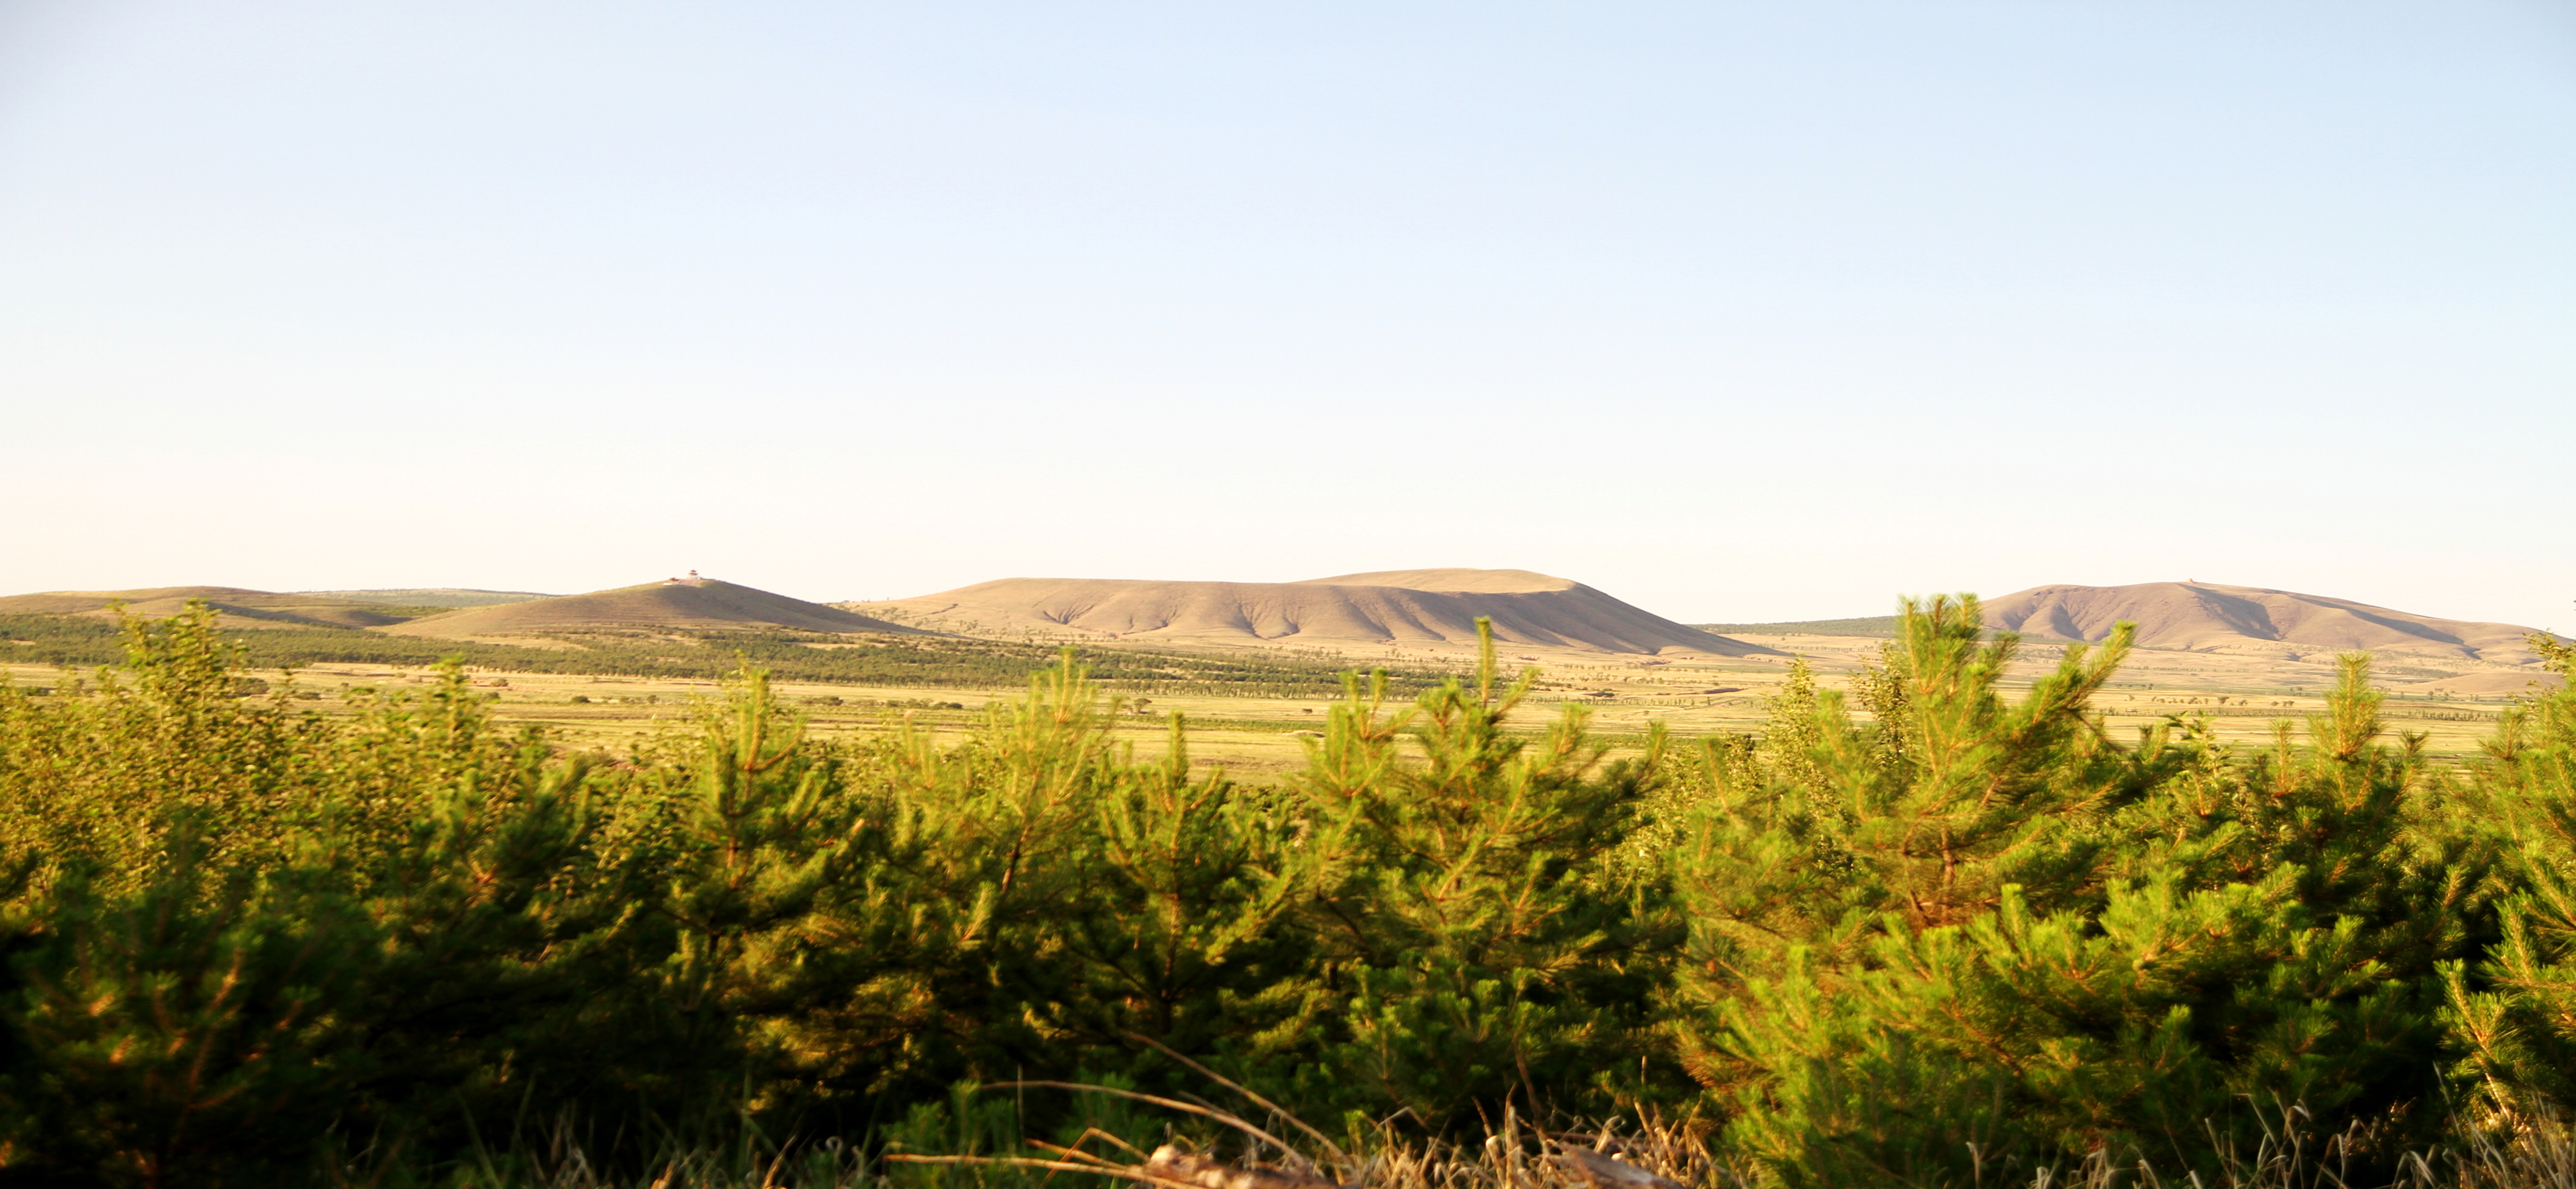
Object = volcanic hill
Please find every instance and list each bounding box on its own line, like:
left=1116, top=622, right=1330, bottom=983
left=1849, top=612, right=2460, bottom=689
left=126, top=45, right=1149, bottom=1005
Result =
left=850, top=567, right=1771, bottom=656
left=297, top=589, right=553, bottom=609
left=0, top=586, right=540, bottom=629
left=386, top=579, right=923, bottom=639
left=1983, top=581, right=2551, bottom=664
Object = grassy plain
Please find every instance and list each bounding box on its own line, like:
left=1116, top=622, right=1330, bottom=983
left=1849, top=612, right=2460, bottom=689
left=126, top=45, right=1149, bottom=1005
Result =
left=7, top=628, right=2532, bottom=774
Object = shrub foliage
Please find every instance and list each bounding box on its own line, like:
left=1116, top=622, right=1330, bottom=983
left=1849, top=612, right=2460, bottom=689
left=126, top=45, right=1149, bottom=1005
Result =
left=0, top=598, right=2571, bottom=1186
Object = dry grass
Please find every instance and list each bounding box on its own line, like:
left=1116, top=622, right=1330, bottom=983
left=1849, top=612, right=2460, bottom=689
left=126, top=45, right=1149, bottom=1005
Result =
left=355, top=1094, right=2576, bottom=1189
left=336, top=1040, right=2576, bottom=1187
left=5, top=618, right=2536, bottom=774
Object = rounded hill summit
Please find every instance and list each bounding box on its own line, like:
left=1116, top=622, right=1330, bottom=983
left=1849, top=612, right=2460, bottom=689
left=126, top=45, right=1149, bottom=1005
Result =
left=853, top=567, right=1770, bottom=656
left=386, top=577, right=920, bottom=639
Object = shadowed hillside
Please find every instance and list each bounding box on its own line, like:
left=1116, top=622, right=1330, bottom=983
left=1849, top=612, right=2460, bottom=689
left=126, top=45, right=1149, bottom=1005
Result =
left=1703, top=584, right=2559, bottom=668
left=386, top=578, right=923, bottom=639
left=0, top=586, right=450, bottom=629
left=1986, top=581, right=2552, bottom=663
left=855, top=568, right=1773, bottom=656
left=2412, top=669, right=2567, bottom=695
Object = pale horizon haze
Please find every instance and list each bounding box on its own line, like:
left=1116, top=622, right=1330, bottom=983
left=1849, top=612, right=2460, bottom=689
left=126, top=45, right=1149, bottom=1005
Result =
left=2, top=3, right=2571, bottom=631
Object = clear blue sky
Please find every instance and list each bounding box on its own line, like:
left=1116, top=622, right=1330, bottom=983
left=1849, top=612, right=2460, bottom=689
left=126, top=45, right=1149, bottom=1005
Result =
left=3, top=2, right=2570, bottom=629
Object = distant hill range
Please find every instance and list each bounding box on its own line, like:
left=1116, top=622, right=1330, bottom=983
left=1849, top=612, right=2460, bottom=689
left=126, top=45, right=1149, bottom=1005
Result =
left=0, top=586, right=546, bottom=630
left=386, top=578, right=921, bottom=639
left=1707, top=581, right=2558, bottom=666
left=850, top=567, right=1773, bottom=657
left=1698, top=614, right=1906, bottom=638
left=11, top=576, right=2550, bottom=676
left=1986, top=582, right=2552, bottom=663
left=0, top=578, right=919, bottom=640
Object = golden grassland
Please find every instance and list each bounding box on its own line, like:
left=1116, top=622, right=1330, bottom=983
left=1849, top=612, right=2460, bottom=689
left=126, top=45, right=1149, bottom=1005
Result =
left=7, top=628, right=2534, bottom=774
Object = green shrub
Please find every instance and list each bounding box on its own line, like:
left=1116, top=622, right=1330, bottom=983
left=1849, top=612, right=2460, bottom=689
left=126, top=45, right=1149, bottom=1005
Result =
left=1663, top=597, right=2479, bottom=1184
left=0, top=597, right=2563, bottom=1186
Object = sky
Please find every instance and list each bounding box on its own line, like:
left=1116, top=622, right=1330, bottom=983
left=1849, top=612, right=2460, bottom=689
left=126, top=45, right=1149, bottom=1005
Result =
left=1, top=1, right=2570, bottom=630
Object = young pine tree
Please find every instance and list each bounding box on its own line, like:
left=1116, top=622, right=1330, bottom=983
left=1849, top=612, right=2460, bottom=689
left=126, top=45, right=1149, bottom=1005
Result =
left=1667, top=596, right=2472, bottom=1186
left=2446, top=632, right=2576, bottom=1120
left=1287, top=621, right=1668, bottom=1130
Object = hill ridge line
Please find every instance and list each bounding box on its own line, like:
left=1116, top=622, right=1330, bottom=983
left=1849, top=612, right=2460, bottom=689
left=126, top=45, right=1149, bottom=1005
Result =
left=853, top=568, right=1772, bottom=657
left=383, top=578, right=925, bottom=639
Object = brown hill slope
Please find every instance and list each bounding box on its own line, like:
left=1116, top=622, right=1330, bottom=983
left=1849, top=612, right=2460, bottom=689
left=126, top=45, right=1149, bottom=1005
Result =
left=2413, top=670, right=2568, bottom=696
left=1299, top=568, right=1580, bottom=594
left=1985, top=581, right=2550, bottom=663
left=855, top=569, right=1771, bottom=656
left=297, top=589, right=553, bottom=609
left=0, top=586, right=429, bottom=628
left=386, top=579, right=923, bottom=639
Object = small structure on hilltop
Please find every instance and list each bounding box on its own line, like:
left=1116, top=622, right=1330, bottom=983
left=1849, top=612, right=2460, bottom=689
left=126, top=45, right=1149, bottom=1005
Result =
left=664, top=570, right=705, bottom=588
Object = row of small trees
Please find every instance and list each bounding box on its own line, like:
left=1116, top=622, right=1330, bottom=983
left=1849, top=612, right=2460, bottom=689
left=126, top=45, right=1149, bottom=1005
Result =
left=0, top=612, right=1454, bottom=700
left=1, top=601, right=2573, bottom=1187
